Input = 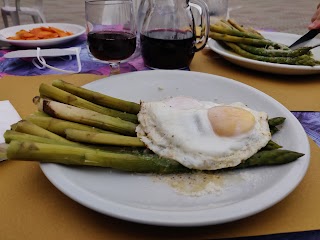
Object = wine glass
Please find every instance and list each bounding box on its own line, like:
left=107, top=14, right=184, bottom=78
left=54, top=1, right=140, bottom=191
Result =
left=85, top=0, right=137, bottom=75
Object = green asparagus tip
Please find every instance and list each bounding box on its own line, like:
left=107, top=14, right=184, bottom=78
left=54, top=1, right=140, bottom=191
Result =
left=268, top=117, right=286, bottom=127
left=235, top=149, right=304, bottom=169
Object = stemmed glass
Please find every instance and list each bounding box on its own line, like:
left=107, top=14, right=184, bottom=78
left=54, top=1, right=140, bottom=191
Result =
left=85, top=0, right=137, bottom=75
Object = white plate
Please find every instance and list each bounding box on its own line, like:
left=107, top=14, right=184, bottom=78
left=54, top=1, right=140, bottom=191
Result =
left=0, top=23, right=85, bottom=48
left=208, top=31, right=320, bottom=75
left=40, top=70, right=310, bottom=226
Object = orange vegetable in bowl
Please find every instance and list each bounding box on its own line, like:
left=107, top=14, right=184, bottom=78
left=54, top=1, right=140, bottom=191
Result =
left=7, top=26, right=73, bottom=40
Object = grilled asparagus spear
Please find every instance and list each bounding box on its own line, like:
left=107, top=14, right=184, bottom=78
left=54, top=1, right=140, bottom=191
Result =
left=209, top=32, right=278, bottom=47
left=33, top=97, right=137, bottom=136
left=268, top=117, right=286, bottom=135
left=5, top=141, right=304, bottom=173
left=262, top=140, right=282, bottom=150
left=26, top=115, right=117, bottom=137
left=65, top=129, right=145, bottom=147
left=6, top=141, right=189, bottom=174
left=237, top=44, right=313, bottom=57
left=11, top=120, right=72, bottom=144
left=210, top=24, right=263, bottom=39
left=52, top=79, right=141, bottom=114
left=234, top=150, right=304, bottom=169
left=39, top=83, right=138, bottom=123
left=268, top=117, right=286, bottom=127
left=4, top=130, right=83, bottom=147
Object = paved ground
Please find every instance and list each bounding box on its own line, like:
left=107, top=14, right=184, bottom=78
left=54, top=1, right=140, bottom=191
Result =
left=1, top=0, right=319, bottom=34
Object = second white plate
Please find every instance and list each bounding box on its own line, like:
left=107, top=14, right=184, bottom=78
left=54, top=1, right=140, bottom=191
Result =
left=208, top=31, right=320, bottom=75
left=0, top=23, right=85, bottom=48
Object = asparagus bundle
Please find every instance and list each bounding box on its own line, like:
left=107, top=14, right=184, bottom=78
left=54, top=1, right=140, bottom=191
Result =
left=209, top=19, right=320, bottom=66
left=2, top=81, right=304, bottom=173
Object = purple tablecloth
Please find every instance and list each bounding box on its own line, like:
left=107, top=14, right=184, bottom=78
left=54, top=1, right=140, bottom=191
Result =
left=292, top=111, right=320, bottom=146
left=0, top=34, right=146, bottom=77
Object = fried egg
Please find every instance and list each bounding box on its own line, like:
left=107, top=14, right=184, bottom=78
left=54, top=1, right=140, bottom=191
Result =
left=136, top=96, right=271, bottom=170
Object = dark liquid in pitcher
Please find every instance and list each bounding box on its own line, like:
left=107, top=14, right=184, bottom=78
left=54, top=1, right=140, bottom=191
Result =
left=140, top=30, right=196, bottom=69
left=87, top=31, right=136, bottom=61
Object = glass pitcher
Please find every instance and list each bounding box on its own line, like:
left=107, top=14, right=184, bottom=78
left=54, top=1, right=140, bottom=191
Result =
left=139, top=0, right=209, bottom=69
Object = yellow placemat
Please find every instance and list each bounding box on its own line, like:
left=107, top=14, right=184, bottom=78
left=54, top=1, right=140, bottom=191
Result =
left=0, top=70, right=319, bottom=239
left=0, top=74, right=102, bottom=118
left=0, top=140, right=318, bottom=240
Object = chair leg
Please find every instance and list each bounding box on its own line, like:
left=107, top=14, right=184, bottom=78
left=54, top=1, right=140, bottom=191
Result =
left=1, top=10, right=9, bottom=27
left=9, top=11, right=20, bottom=25
left=31, top=15, right=40, bottom=23
left=32, top=12, right=46, bottom=23
left=38, top=12, right=46, bottom=23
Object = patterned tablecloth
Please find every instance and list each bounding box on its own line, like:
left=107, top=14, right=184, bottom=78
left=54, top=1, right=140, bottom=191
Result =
left=292, top=112, right=320, bottom=146
left=0, top=34, right=146, bottom=77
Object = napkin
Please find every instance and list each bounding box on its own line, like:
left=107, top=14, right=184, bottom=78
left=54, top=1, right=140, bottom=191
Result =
left=0, top=100, right=21, bottom=143
left=0, top=100, right=21, bottom=161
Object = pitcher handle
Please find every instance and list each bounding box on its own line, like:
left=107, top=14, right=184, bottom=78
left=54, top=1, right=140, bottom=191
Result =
left=190, top=0, right=210, bottom=52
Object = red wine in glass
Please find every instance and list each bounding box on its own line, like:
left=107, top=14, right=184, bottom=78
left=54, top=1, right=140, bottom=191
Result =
left=87, top=30, right=137, bottom=62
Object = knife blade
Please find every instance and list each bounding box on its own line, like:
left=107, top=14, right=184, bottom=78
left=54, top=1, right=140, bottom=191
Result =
left=288, top=29, right=320, bottom=50
left=3, top=47, right=80, bottom=58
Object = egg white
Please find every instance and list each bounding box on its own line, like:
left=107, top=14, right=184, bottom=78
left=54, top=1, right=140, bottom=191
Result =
left=136, top=97, right=271, bottom=170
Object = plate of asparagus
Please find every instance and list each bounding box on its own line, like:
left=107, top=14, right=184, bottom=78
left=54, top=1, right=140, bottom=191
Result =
left=208, top=19, right=320, bottom=75
left=2, top=70, right=310, bottom=226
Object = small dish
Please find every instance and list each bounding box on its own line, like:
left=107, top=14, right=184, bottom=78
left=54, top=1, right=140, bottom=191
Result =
left=0, top=23, right=86, bottom=48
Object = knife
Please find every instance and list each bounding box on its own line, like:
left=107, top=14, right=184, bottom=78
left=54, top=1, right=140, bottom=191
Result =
left=3, top=47, right=80, bottom=58
left=288, top=29, right=320, bottom=50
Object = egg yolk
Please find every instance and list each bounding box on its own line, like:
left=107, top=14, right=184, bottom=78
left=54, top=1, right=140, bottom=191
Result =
left=208, top=106, right=255, bottom=137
